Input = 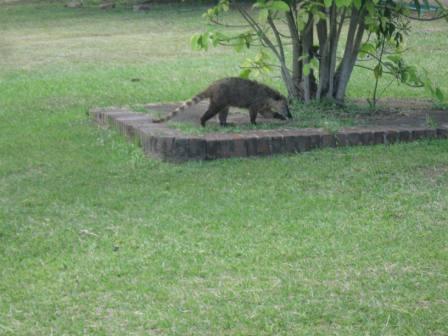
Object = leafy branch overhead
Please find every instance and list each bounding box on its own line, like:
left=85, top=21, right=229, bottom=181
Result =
left=192, top=0, right=447, bottom=105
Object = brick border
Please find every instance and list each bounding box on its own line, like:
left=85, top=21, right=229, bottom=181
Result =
left=90, top=107, right=448, bottom=162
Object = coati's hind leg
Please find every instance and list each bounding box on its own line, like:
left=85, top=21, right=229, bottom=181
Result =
left=218, top=107, right=231, bottom=127
left=200, top=102, right=223, bottom=127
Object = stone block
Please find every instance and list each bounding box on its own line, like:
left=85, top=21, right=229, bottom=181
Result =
left=205, top=134, right=247, bottom=160
left=114, top=115, right=152, bottom=139
left=397, top=129, right=412, bottom=142
left=89, top=108, right=104, bottom=124
left=320, top=133, right=336, bottom=148
left=268, top=131, right=286, bottom=154
left=136, top=126, right=173, bottom=155
left=243, top=134, right=270, bottom=157
left=281, top=131, right=310, bottom=153
left=359, top=131, right=375, bottom=145
left=154, top=135, right=176, bottom=158
left=411, top=128, right=427, bottom=140
left=255, top=134, right=272, bottom=156
left=335, top=131, right=349, bottom=147
left=282, top=135, right=297, bottom=153
left=424, top=129, right=437, bottom=139
left=106, top=111, right=138, bottom=128
left=169, top=136, right=206, bottom=162
left=437, top=126, right=448, bottom=139
left=139, top=134, right=156, bottom=155
left=384, top=129, right=399, bottom=144
left=372, top=129, right=386, bottom=145
left=346, top=131, right=362, bottom=146
left=308, top=133, right=321, bottom=149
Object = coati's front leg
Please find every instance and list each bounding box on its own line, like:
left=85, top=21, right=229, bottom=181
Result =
left=249, top=107, right=258, bottom=125
left=218, top=107, right=230, bottom=127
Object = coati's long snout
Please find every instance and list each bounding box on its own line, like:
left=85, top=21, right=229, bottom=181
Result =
left=152, top=77, right=292, bottom=126
left=269, top=98, right=292, bottom=120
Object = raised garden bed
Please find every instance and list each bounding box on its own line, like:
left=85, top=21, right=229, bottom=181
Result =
left=90, top=102, right=448, bottom=162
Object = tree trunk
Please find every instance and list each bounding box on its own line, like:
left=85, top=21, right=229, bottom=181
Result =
left=334, top=7, right=366, bottom=101
left=286, top=11, right=303, bottom=99
left=316, top=9, right=329, bottom=100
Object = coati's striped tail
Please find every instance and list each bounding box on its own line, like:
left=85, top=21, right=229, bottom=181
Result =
left=152, top=91, right=208, bottom=123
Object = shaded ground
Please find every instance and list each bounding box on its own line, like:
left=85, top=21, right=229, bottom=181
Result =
left=144, top=99, right=448, bottom=129
left=355, top=99, right=448, bottom=127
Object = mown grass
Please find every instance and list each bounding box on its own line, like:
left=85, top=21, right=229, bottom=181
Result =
left=0, top=2, right=447, bottom=335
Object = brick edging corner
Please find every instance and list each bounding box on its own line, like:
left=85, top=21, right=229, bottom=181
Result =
left=90, top=107, right=448, bottom=162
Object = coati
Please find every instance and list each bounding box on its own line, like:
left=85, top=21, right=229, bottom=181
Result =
left=152, top=77, right=292, bottom=126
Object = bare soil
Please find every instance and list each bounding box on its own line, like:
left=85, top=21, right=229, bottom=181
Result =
left=354, top=98, right=448, bottom=128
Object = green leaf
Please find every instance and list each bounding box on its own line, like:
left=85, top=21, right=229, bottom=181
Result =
left=387, top=55, right=402, bottom=63
left=255, top=50, right=270, bottom=63
left=360, top=42, right=376, bottom=56
left=303, top=63, right=311, bottom=76
left=374, top=64, right=383, bottom=80
left=190, top=33, right=201, bottom=50
left=268, top=1, right=290, bottom=11
left=233, top=38, right=245, bottom=52
left=262, top=65, right=272, bottom=73
left=296, top=12, right=309, bottom=31
left=220, top=0, right=229, bottom=11
left=335, top=0, right=350, bottom=8
left=252, top=1, right=262, bottom=9
left=353, top=0, right=361, bottom=9
left=435, top=88, right=445, bottom=102
left=309, top=57, right=319, bottom=71
left=200, top=34, right=209, bottom=51
left=239, top=68, right=252, bottom=79
left=258, top=8, right=269, bottom=22
left=324, top=0, right=333, bottom=8
left=383, top=61, right=395, bottom=70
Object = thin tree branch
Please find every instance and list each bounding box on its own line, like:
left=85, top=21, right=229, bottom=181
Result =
left=376, top=4, right=448, bottom=21
left=402, top=12, right=448, bottom=21
left=286, top=11, right=302, bottom=88
left=236, top=4, right=280, bottom=59
left=337, top=8, right=348, bottom=38
left=353, top=63, right=392, bottom=74
left=208, top=18, right=251, bottom=28
left=267, top=15, right=286, bottom=63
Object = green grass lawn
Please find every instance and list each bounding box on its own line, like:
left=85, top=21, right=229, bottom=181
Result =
left=1, top=2, right=447, bottom=335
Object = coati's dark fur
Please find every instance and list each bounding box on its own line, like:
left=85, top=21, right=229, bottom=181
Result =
left=152, top=77, right=292, bottom=126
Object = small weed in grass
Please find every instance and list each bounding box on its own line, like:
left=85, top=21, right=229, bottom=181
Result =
left=290, top=100, right=358, bottom=131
